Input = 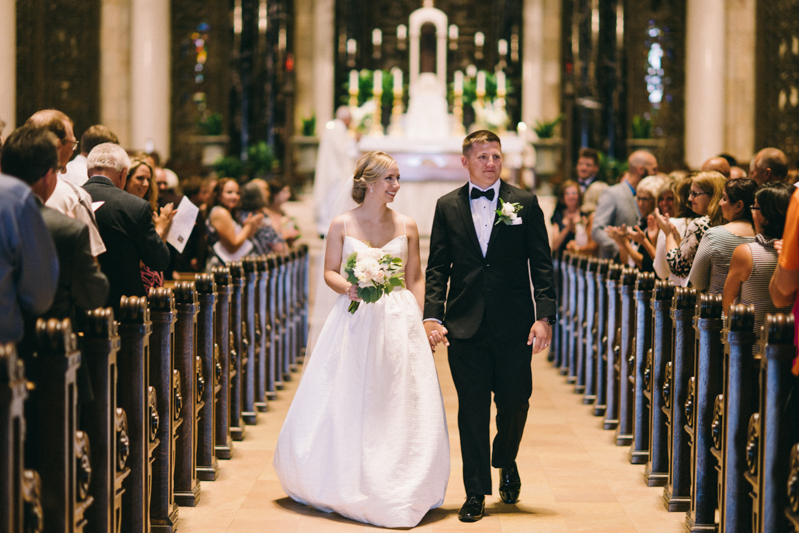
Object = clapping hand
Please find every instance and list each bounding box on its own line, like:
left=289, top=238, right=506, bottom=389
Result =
left=629, top=225, right=646, bottom=244
left=153, top=202, right=177, bottom=238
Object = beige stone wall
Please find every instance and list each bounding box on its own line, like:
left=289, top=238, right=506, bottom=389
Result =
left=725, top=0, right=756, bottom=162
left=100, top=0, right=132, bottom=148
left=294, top=0, right=316, bottom=131
left=541, top=0, right=562, bottom=121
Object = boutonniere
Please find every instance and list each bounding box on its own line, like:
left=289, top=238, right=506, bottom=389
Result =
left=495, top=198, right=523, bottom=225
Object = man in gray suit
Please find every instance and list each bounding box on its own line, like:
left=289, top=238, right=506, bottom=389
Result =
left=591, top=150, right=658, bottom=259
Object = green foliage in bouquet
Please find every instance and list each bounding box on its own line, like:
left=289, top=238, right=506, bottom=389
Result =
left=344, top=251, right=405, bottom=314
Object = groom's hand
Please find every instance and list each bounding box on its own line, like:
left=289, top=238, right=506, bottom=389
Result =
left=424, top=321, right=449, bottom=352
left=528, top=320, right=552, bottom=355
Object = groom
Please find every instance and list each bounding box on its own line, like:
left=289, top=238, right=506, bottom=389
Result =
left=424, top=130, right=557, bottom=522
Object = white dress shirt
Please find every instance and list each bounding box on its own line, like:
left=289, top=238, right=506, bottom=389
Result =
left=62, top=154, right=88, bottom=186
left=469, top=180, right=501, bottom=257
left=46, top=176, right=107, bottom=256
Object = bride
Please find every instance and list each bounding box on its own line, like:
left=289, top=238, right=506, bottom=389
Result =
left=272, top=151, right=450, bottom=528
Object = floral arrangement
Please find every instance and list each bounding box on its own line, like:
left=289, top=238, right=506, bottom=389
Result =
left=472, top=99, right=509, bottom=131
left=344, top=248, right=405, bottom=314
left=495, top=199, right=522, bottom=225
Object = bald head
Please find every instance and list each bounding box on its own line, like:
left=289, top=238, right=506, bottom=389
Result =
left=750, top=147, right=788, bottom=186
left=701, top=157, right=731, bottom=179
left=627, top=150, right=658, bottom=187
left=26, top=109, right=76, bottom=169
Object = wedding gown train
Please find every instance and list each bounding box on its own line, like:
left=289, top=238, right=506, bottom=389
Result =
left=273, top=232, right=450, bottom=528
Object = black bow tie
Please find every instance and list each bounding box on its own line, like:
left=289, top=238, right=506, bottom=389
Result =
left=470, top=187, right=495, bottom=201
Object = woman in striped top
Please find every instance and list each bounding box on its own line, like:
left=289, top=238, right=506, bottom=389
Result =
left=688, top=178, right=758, bottom=294
left=724, top=182, right=794, bottom=350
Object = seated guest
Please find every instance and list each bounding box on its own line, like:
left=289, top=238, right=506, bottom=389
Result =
left=658, top=171, right=726, bottom=279
left=550, top=180, right=582, bottom=254
left=724, top=183, right=794, bottom=352
left=240, top=180, right=287, bottom=254
left=62, top=124, right=119, bottom=186
left=264, top=180, right=300, bottom=248
left=206, top=178, right=263, bottom=268
left=574, top=147, right=601, bottom=193
left=83, top=143, right=171, bottom=310
left=654, top=176, right=693, bottom=283
left=566, top=181, right=608, bottom=257
left=688, top=178, right=758, bottom=294
left=0, top=134, right=59, bottom=344
left=123, top=157, right=176, bottom=290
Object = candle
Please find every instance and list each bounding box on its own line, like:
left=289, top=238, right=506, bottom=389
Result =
left=346, top=38, right=357, bottom=55
left=475, top=32, right=484, bottom=47
left=496, top=70, right=506, bottom=97
left=476, top=71, right=486, bottom=95
left=466, top=64, right=477, bottom=78
left=498, top=39, right=508, bottom=56
left=454, top=71, right=463, bottom=95
left=397, top=24, right=407, bottom=41
left=393, top=68, right=402, bottom=94
left=448, top=25, right=458, bottom=41
left=349, top=70, right=359, bottom=93
left=372, top=28, right=382, bottom=46
left=373, top=70, right=382, bottom=94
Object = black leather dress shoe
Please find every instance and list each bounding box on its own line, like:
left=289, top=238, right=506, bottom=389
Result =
left=499, top=463, right=521, bottom=504
left=458, top=494, right=485, bottom=522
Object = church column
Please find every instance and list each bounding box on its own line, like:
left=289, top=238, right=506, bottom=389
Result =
left=685, top=0, right=726, bottom=168
left=130, top=0, right=171, bottom=158
left=0, top=0, right=15, bottom=131
left=313, top=0, right=335, bottom=126
left=522, top=0, right=561, bottom=127
left=100, top=0, right=132, bottom=148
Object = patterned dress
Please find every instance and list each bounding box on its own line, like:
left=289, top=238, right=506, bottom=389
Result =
left=666, top=215, right=711, bottom=278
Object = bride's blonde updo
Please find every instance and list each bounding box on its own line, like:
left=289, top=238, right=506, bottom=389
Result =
left=352, top=151, right=395, bottom=204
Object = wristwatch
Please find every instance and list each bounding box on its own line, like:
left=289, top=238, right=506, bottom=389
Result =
left=538, top=315, right=557, bottom=326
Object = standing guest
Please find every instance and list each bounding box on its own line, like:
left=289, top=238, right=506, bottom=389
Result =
left=592, top=150, right=658, bottom=258
left=0, top=142, right=59, bottom=344
left=749, top=147, right=789, bottom=186
left=657, top=171, right=726, bottom=279
left=173, top=176, right=208, bottom=272
left=550, top=180, right=582, bottom=254
left=240, top=180, right=287, bottom=254
left=27, top=109, right=106, bottom=257
left=769, top=185, right=799, bottom=373
left=83, top=143, right=171, bottom=310
left=701, top=156, right=731, bottom=179
left=725, top=183, right=794, bottom=352
left=654, top=177, right=693, bottom=283
left=265, top=179, right=301, bottom=247
left=688, top=178, right=757, bottom=294
left=62, top=124, right=119, bottom=186
left=206, top=178, right=263, bottom=267
left=574, top=147, right=601, bottom=193
left=566, top=181, right=609, bottom=257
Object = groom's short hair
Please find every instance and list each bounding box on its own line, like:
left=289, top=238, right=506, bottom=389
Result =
left=463, top=130, right=502, bottom=157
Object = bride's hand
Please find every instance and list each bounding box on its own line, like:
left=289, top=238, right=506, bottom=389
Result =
left=346, top=283, right=361, bottom=302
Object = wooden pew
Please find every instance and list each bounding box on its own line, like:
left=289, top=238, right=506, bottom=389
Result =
left=745, top=313, right=796, bottom=532
left=551, top=252, right=562, bottom=365
left=290, top=250, right=304, bottom=369
left=241, top=258, right=258, bottom=425
left=195, top=273, right=220, bottom=481
left=592, top=259, right=610, bottom=417
left=566, top=254, right=578, bottom=382
left=254, top=256, right=269, bottom=413
left=267, top=256, right=282, bottom=396
left=685, top=294, right=724, bottom=532
left=603, top=263, right=623, bottom=430
left=629, top=272, right=655, bottom=463
left=30, top=318, right=93, bottom=531
left=298, top=244, right=311, bottom=361
left=148, top=288, right=181, bottom=532
left=118, top=296, right=159, bottom=533
left=574, top=256, right=588, bottom=393
left=82, top=308, right=131, bottom=533
left=614, top=267, right=637, bottom=446
left=172, top=282, right=203, bottom=507
left=227, top=262, right=246, bottom=441
left=712, top=304, right=757, bottom=532
left=582, top=259, right=598, bottom=404
left=555, top=252, right=569, bottom=371
left=663, top=287, right=696, bottom=512
left=211, top=266, right=234, bottom=459
left=644, top=280, right=674, bottom=486
left=278, top=254, right=293, bottom=381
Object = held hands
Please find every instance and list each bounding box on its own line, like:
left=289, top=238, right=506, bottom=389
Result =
left=528, top=319, right=552, bottom=354
left=424, top=321, right=449, bottom=353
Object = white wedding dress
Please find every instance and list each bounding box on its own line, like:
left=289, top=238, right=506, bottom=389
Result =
left=273, top=231, right=450, bottom=528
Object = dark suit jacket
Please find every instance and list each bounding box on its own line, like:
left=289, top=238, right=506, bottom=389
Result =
left=424, top=180, right=557, bottom=342
left=83, top=176, right=170, bottom=308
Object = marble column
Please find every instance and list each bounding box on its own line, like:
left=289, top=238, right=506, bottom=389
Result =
left=725, top=0, right=756, bottom=162
left=685, top=0, right=726, bottom=168
left=313, top=0, right=335, bottom=126
left=100, top=0, right=132, bottom=148
left=522, top=0, right=561, bottom=127
left=0, top=0, right=15, bottom=131
left=294, top=0, right=316, bottom=129
left=130, top=0, right=171, bottom=158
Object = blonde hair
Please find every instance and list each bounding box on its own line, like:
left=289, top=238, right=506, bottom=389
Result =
left=352, top=151, right=395, bottom=204
left=692, top=170, right=727, bottom=226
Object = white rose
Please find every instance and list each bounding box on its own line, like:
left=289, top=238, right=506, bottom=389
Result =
left=501, top=202, right=515, bottom=216
left=373, top=269, right=386, bottom=284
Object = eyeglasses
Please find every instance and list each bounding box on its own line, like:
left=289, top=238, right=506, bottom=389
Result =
left=63, top=139, right=79, bottom=152
left=750, top=205, right=761, bottom=211
left=688, top=191, right=710, bottom=199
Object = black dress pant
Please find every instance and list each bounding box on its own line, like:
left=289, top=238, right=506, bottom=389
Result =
left=447, top=319, right=533, bottom=496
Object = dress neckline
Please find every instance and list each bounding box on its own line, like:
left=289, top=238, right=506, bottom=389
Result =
left=344, top=234, right=407, bottom=249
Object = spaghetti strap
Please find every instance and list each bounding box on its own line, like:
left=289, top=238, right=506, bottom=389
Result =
left=343, top=216, right=347, bottom=237
left=403, top=215, right=406, bottom=236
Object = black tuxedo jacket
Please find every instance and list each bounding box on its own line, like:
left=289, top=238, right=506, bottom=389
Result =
left=423, top=180, right=557, bottom=342
left=83, top=176, right=170, bottom=308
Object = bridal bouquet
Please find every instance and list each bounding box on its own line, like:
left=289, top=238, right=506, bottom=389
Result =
left=344, top=248, right=405, bottom=314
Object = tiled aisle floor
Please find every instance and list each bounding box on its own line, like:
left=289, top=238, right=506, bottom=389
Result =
left=177, top=195, right=686, bottom=532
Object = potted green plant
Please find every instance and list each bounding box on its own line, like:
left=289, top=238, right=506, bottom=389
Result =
left=212, top=141, right=279, bottom=181
left=290, top=113, right=320, bottom=178
left=626, top=114, right=665, bottom=159
left=193, top=112, right=230, bottom=166
left=530, top=115, right=564, bottom=182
